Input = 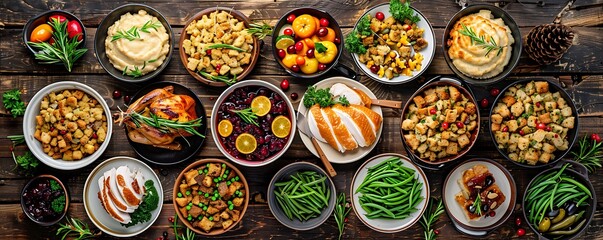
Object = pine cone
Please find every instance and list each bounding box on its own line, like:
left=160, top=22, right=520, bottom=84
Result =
left=525, top=24, right=574, bottom=65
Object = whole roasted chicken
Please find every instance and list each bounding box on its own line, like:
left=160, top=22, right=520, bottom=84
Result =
left=116, top=86, right=198, bottom=150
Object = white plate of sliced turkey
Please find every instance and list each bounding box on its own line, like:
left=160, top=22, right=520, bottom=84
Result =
left=83, top=156, right=163, bottom=237
left=298, top=77, right=383, bottom=164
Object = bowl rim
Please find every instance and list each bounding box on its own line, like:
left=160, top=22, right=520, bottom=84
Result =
left=349, top=153, right=430, bottom=233
left=172, top=158, right=250, bottom=235
left=271, top=7, right=345, bottom=79
left=350, top=2, right=436, bottom=85
left=442, top=158, right=517, bottom=232
left=210, top=79, right=296, bottom=167
left=488, top=79, right=580, bottom=168
left=441, top=4, right=522, bottom=85
left=22, top=81, right=113, bottom=170
left=20, top=174, right=69, bottom=226
left=266, top=161, right=336, bottom=230
left=23, top=10, right=87, bottom=56
left=179, top=7, right=260, bottom=87
left=399, top=77, right=480, bottom=166
left=94, top=3, right=174, bottom=82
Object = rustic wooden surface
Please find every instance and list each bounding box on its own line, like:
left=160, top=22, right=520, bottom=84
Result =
left=1, top=0, right=602, bottom=239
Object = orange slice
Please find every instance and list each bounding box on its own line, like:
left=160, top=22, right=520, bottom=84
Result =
left=251, top=96, right=271, bottom=117
left=218, top=119, right=233, bottom=137
left=236, top=133, right=257, bottom=154
left=271, top=116, right=291, bottom=138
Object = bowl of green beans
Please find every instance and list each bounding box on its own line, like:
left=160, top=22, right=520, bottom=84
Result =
left=267, top=162, right=336, bottom=230
left=350, top=153, right=429, bottom=233
left=522, top=161, right=596, bottom=239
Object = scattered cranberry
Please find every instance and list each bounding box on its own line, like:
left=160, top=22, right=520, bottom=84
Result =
left=280, top=79, right=290, bottom=91
left=536, top=102, right=541, bottom=107
left=519, top=130, right=525, bottom=136
left=287, top=45, right=296, bottom=54
left=369, top=65, right=380, bottom=74
left=318, top=63, right=327, bottom=71
left=517, top=228, right=526, bottom=237
left=555, top=134, right=559, bottom=138
left=442, top=122, right=450, bottom=130
left=490, top=88, right=500, bottom=97
left=156, top=237, right=163, bottom=240
left=112, top=90, right=122, bottom=99
left=216, top=64, right=222, bottom=72
left=291, top=65, right=300, bottom=72
left=319, top=18, right=329, bottom=27
left=510, top=115, right=515, bottom=120
left=375, top=12, right=385, bottom=21
left=489, top=211, right=496, bottom=217
left=306, top=49, right=315, bottom=58
left=206, top=49, right=212, bottom=55
left=480, top=98, right=489, bottom=108
left=124, top=95, right=131, bottom=103
left=333, top=37, right=341, bottom=45
left=60, top=130, right=67, bottom=135
left=277, top=49, right=286, bottom=59
left=295, top=42, right=304, bottom=52
left=283, top=28, right=293, bottom=36
left=60, top=119, right=65, bottom=123
left=456, top=122, right=464, bottom=128
left=92, top=133, right=98, bottom=139
left=429, top=108, right=436, bottom=115
left=545, top=126, right=552, bottom=132
left=286, top=14, right=296, bottom=23
left=502, top=126, right=509, bottom=132
left=591, top=133, right=601, bottom=143
left=536, top=123, right=546, bottom=130
left=515, top=217, right=522, bottom=226
left=168, top=216, right=174, bottom=223
left=317, top=27, right=328, bottom=37
left=49, top=127, right=55, bottom=132
left=434, top=229, right=440, bottom=235
left=290, top=92, right=298, bottom=100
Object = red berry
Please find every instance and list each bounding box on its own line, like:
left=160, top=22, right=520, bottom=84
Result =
left=287, top=45, right=296, bottom=54
left=278, top=49, right=286, bottom=59
left=319, top=18, right=329, bottom=27
left=434, top=229, right=440, bottom=235
left=510, top=115, right=515, bottom=120
left=375, top=12, right=385, bottom=21
left=480, top=98, right=489, bottom=108
left=124, top=95, right=131, bottom=103
left=156, top=237, right=163, bottom=240
left=369, top=65, right=380, bottom=74
left=60, top=130, right=67, bottom=135
left=344, top=218, right=348, bottom=223
left=490, top=88, right=500, bottom=97
left=318, top=63, right=327, bottom=71
left=306, top=49, right=315, bottom=58
left=280, top=79, right=290, bottom=91
left=515, top=217, right=522, bottom=226
left=295, top=42, right=304, bottom=52
left=286, top=14, right=296, bottom=23
left=291, top=65, right=300, bottom=72
left=517, top=228, right=525, bottom=237
left=555, top=134, right=559, bottom=138
left=317, top=27, right=328, bottom=37
left=456, top=122, right=464, bottom=128
left=545, top=126, right=552, bottom=132
left=536, top=123, right=546, bottom=130
left=591, top=133, right=601, bottom=143
left=168, top=216, right=175, bottom=223
left=333, top=37, right=341, bottom=45
left=519, top=130, right=525, bottom=136
left=50, top=127, right=55, bottom=132
left=536, top=102, right=541, bottom=107
left=442, top=122, right=450, bottom=130
left=112, top=90, right=122, bottom=99
left=489, top=211, right=496, bottom=217
left=502, top=126, right=509, bottom=132
left=429, top=108, right=436, bottom=115
left=283, top=28, right=293, bottom=36
left=290, top=92, right=298, bottom=100
left=206, top=49, right=212, bottom=55
left=60, top=119, right=65, bottom=123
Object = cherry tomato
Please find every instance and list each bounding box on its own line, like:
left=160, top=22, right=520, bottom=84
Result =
left=515, top=217, right=522, bottom=226
left=456, top=122, right=464, bottom=128
left=516, top=228, right=525, bottom=237
left=67, top=20, right=83, bottom=41
left=291, top=64, right=300, bottom=72
left=280, top=79, right=290, bottom=91
left=306, top=49, right=315, bottom=58
left=48, top=14, right=67, bottom=23
left=295, top=41, right=304, bottom=52
left=290, top=92, right=298, bottom=100
left=333, top=37, right=341, bottom=45
left=317, top=27, right=328, bottom=37
left=502, top=126, right=509, bottom=132
left=442, top=122, right=450, bottom=130
left=295, top=55, right=306, bottom=65
left=429, top=108, right=436, bottom=115
left=30, top=23, right=53, bottom=43
left=591, top=133, right=601, bottom=143
left=283, top=28, right=293, bottom=36
left=286, top=14, right=296, bottom=23
left=370, top=65, right=380, bottom=74
left=287, top=45, right=296, bottom=54
left=480, top=98, right=489, bottom=108
left=319, top=18, right=329, bottom=27
left=318, top=63, right=327, bottom=71
left=490, top=88, right=500, bottom=97
left=375, top=12, right=385, bottom=21
left=536, top=123, right=546, bottom=130
left=277, top=49, right=286, bottom=59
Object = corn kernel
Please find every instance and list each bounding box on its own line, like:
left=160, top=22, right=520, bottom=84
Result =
left=367, top=60, right=374, bottom=68
left=388, top=51, right=397, bottom=58
left=378, top=67, right=385, bottom=77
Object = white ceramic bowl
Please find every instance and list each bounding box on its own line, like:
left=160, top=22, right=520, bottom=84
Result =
left=211, top=80, right=296, bottom=167
left=350, top=3, right=435, bottom=85
left=297, top=76, right=383, bottom=164
left=83, top=156, right=163, bottom=237
left=23, top=81, right=113, bottom=170
left=350, top=153, right=429, bottom=233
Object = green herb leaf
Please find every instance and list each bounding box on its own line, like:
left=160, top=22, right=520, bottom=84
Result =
left=56, top=217, right=98, bottom=240
left=473, top=192, right=482, bottom=216
left=420, top=198, right=444, bottom=240
left=205, top=43, right=245, bottom=52
left=50, top=179, right=62, bottom=191
left=231, top=108, right=259, bottom=127
left=333, top=193, right=352, bottom=240
left=571, top=136, right=603, bottom=173
left=315, top=42, right=328, bottom=53
left=248, top=21, right=273, bottom=40
left=303, top=86, right=350, bottom=108
left=390, top=0, right=420, bottom=23
left=51, top=195, right=66, bottom=213
left=357, top=15, right=372, bottom=36
left=344, top=30, right=367, bottom=54
left=457, top=23, right=504, bottom=57
left=28, top=18, right=87, bottom=72
left=140, top=20, right=162, bottom=33
left=199, top=71, right=237, bottom=85
left=125, top=111, right=205, bottom=138
left=2, top=89, right=26, bottom=118
left=112, top=26, right=140, bottom=41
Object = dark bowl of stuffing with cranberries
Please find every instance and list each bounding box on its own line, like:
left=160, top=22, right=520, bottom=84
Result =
left=20, top=175, right=69, bottom=226
left=211, top=80, right=296, bottom=167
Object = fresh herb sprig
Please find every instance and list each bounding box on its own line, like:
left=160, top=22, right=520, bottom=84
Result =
left=357, top=15, right=372, bottom=36
left=302, top=86, right=350, bottom=108
left=126, top=111, right=206, bottom=138
left=333, top=193, right=352, bottom=240
left=2, top=89, right=26, bottom=118
left=390, top=0, right=420, bottom=23
left=56, top=217, right=99, bottom=240
left=420, top=198, right=444, bottom=240
left=28, top=18, right=87, bottom=72
left=473, top=192, right=482, bottom=216
left=199, top=71, right=237, bottom=85
left=8, top=135, right=39, bottom=176
left=122, top=62, right=146, bottom=78
left=172, top=214, right=196, bottom=240
left=571, top=136, right=603, bottom=173
left=458, top=23, right=504, bottom=57
left=205, top=43, right=246, bottom=52
left=344, top=30, right=367, bottom=54
left=140, top=20, right=162, bottom=33
left=248, top=21, right=273, bottom=40
left=231, top=107, right=259, bottom=127
left=112, top=20, right=161, bottom=41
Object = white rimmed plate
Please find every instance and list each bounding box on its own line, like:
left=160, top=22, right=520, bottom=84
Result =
left=350, top=153, right=429, bottom=233
left=297, top=77, right=383, bottom=164
left=351, top=3, right=435, bottom=85
left=83, top=156, right=163, bottom=237
left=442, top=158, right=516, bottom=232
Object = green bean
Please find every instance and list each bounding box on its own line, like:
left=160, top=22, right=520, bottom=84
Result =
left=560, top=177, right=592, bottom=198
left=555, top=192, right=585, bottom=208
left=575, top=194, right=590, bottom=207
left=362, top=203, right=395, bottom=218
left=273, top=171, right=330, bottom=222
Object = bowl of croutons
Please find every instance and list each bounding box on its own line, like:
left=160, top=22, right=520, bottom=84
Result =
left=400, top=77, right=480, bottom=169
left=489, top=80, right=579, bottom=168
left=179, top=7, right=260, bottom=87
left=173, top=158, right=249, bottom=235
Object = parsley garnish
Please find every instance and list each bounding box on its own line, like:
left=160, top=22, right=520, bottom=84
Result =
left=390, top=0, right=420, bottom=23
left=357, top=15, right=372, bottom=36
left=344, top=30, right=367, bottom=54
left=2, top=89, right=26, bottom=118
left=303, top=86, right=350, bottom=108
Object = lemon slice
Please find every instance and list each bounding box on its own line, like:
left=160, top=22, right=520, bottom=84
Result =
left=218, top=119, right=233, bottom=137
left=236, top=133, right=257, bottom=154
left=251, top=96, right=271, bottom=117
left=275, top=35, right=295, bottom=50
left=272, top=116, right=291, bottom=138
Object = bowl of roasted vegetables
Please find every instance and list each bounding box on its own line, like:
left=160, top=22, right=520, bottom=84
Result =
left=522, top=162, right=596, bottom=240
left=490, top=80, right=579, bottom=168
left=180, top=7, right=260, bottom=86
left=173, top=159, right=249, bottom=235
left=400, top=77, right=479, bottom=168
left=346, top=0, right=435, bottom=84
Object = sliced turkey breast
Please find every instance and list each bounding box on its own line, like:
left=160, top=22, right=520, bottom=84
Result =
left=115, top=166, right=142, bottom=207
left=332, top=104, right=376, bottom=147
left=322, top=107, right=358, bottom=151
left=348, top=105, right=383, bottom=133
left=309, top=105, right=343, bottom=152
left=329, top=83, right=372, bottom=107
left=104, top=168, right=136, bottom=213
left=98, top=176, right=131, bottom=224
left=131, top=170, right=146, bottom=198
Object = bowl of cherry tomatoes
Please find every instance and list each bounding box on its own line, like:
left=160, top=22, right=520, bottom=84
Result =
left=23, top=10, right=86, bottom=56
left=272, top=8, right=356, bottom=79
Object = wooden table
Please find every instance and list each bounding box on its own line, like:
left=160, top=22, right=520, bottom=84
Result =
left=1, top=0, right=602, bottom=239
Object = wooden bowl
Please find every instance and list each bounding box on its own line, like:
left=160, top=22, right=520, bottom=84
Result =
left=172, top=159, right=249, bottom=235
left=179, top=7, right=260, bottom=87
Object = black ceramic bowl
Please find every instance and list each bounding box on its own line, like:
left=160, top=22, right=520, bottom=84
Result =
left=272, top=7, right=356, bottom=79
left=94, top=4, right=174, bottom=82
left=442, top=4, right=522, bottom=85
left=21, top=175, right=69, bottom=226
left=489, top=79, right=579, bottom=168
left=522, top=161, right=596, bottom=240
left=23, top=10, right=87, bottom=56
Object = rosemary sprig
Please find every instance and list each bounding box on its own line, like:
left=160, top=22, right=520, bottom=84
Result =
left=199, top=71, right=237, bottom=85
left=420, top=198, right=444, bottom=240
left=112, top=26, right=140, bottom=41
left=248, top=21, right=273, bottom=40
left=473, top=192, right=482, bottom=216
left=28, top=18, right=87, bottom=72
left=122, top=62, right=146, bottom=78
left=127, top=111, right=205, bottom=138
left=333, top=193, right=352, bottom=240
left=231, top=107, right=259, bottom=127
left=571, top=136, right=603, bottom=173
left=457, top=23, right=504, bottom=57
left=8, top=135, right=25, bottom=146
left=140, top=20, right=162, bottom=33
left=205, top=43, right=245, bottom=52
left=172, top=215, right=196, bottom=240
left=56, top=217, right=99, bottom=240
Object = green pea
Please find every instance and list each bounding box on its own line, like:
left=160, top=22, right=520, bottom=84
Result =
left=204, top=193, right=209, bottom=198
left=188, top=202, right=193, bottom=206
left=225, top=170, right=230, bottom=175
left=198, top=191, right=202, bottom=195
left=213, top=178, right=219, bottom=183
left=206, top=163, right=210, bottom=168
left=227, top=181, right=231, bottom=185
left=203, top=206, right=208, bottom=211
left=228, top=205, right=234, bottom=210
left=177, top=192, right=183, bottom=198
left=223, top=174, right=227, bottom=178
left=235, top=176, right=240, bottom=181
left=187, top=216, right=192, bottom=221
left=221, top=163, right=226, bottom=168
left=211, top=196, right=217, bottom=201
left=209, top=216, right=214, bottom=221
left=186, top=205, right=191, bottom=210
left=198, top=203, right=203, bottom=207
left=204, top=169, right=208, bottom=173
left=228, top=201, right=232, bottom=205
left=198, top=216, right=203, bottom=220
left=185, top=191, right=191, bottom=196
left=198, top=170, right=203, bottom=174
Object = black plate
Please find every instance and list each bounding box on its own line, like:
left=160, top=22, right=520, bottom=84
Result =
left=125, top=82, right=207, bottom=165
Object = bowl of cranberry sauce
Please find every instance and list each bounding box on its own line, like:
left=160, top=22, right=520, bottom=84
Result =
left=20, top=175, right=69, bottom=226
left=212, top=80, right=296, bottom=167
